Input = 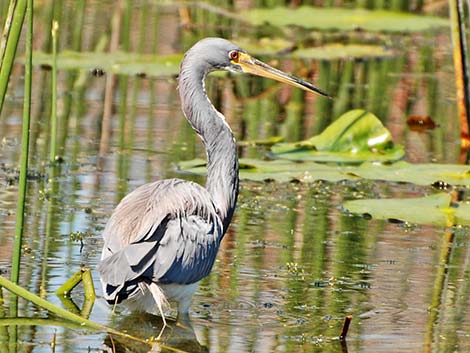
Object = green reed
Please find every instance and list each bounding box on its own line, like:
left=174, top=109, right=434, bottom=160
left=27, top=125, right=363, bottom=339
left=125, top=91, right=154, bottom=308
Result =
left=7, top=2, right=32, bottom=351
left=0, top=0, right=27, bottom=115
left=49, top=21, right=59, bottom=163
left=0, top=0, right=16, bottom=65
left=0, top=275, right=170, bottom=350
left=11, top=0, right=33, bottom=285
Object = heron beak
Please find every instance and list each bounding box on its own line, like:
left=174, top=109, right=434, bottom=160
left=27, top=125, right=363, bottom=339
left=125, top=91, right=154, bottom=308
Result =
left=236, top=52, right=332, bottom=98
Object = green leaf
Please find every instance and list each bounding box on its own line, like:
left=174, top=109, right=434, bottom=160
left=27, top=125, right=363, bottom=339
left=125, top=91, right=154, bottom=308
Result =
left=241, top=6, right=449, bottom=33
left=238, top=136, right=284, bottom=146
left=345, top=162, right=470, bottom=186
left=342, top=193, right=470, bottom=227
left=178, top=159, right=470, bottom=186
left=31, top=51, right=182, bottom=77
left=271, top=109, right=405, bottom=163
left=179, top=158, right=354, bottom=183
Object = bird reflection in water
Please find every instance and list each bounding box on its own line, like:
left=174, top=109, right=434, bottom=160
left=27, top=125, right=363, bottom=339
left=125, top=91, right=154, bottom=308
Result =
left=103, top=312, right=207, bottom=353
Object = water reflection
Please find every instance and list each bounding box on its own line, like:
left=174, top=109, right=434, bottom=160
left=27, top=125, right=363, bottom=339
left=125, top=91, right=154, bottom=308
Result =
left=104, top=312, right=208, bottom=353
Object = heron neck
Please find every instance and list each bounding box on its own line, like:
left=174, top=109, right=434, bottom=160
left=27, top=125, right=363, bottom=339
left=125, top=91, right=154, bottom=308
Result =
left=179, top=68, right=239, bottom=232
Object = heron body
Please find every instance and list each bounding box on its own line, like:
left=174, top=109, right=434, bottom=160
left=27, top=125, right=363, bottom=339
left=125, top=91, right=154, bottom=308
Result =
left=98, top=38, right=329, bottom=324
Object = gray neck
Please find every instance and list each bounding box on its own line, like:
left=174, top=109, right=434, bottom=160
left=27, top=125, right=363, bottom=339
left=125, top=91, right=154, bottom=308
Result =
left=178, top=62, right=239, bottom=232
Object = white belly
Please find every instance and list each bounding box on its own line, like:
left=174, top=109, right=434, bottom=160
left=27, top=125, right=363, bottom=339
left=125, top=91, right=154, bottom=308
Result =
left=122, top=281, right=199, bottom=315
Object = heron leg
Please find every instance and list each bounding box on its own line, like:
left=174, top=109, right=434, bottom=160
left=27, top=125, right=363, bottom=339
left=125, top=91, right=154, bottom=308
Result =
left=148, top=282, right=169, bottom=340
left=156, top=303, right=167, bottom=341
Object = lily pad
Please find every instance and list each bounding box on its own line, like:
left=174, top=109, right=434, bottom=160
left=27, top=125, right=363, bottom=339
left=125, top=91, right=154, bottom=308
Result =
left=342, top=193, right=470, bottom=227
left=178, top=159, right=470, bottom=187
left=31, top=51, right=182, bottom=77
left=238, top=136, right=285, bottom=146
left=178, top=158, right=354, bottom=183
left=271, top=109, right=405, bottom=163
left=345, top=162, right=470, bottom=186
left=241, top=6, right=449, bottom=33
left=293, top=44, right=394, bottom=60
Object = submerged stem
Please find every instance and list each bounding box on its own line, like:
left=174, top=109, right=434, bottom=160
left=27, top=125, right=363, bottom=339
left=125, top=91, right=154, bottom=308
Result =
left=0, top=275, right=186, bottom=352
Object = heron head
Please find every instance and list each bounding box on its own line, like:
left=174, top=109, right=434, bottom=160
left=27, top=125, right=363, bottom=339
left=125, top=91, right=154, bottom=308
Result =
left=184, top=38, right=331, bottom=98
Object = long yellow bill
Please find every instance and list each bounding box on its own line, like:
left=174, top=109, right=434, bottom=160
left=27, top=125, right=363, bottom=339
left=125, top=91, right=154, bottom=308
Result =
left=235, top=52, right=331, bottom=99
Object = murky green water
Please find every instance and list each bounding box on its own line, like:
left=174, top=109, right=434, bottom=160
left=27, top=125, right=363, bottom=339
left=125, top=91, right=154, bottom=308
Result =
left=0, top=1, right=469, bottom=352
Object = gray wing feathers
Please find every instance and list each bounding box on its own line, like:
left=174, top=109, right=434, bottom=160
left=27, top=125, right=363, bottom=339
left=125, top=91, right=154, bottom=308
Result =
left=98, top=178, right=222, bottom=294
left=154, top=215, right=220, bottom=284
left=99, top=237, right=160, bottom=286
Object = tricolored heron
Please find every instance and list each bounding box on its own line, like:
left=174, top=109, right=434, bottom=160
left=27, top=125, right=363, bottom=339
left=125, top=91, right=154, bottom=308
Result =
left=98, top=37, right=329, bottom=332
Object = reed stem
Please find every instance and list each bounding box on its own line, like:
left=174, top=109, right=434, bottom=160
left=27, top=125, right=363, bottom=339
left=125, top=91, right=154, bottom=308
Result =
left=49, top=20, right=59, bottom=163
left=11, top=0, right=32, bottom=285
left=0, top=0, right=27, bottom=115
left=449, top=0, right=470, bottom=139
left=0, top=0, right=17, bottom=67
left=0, top=275, right=175, bottom=349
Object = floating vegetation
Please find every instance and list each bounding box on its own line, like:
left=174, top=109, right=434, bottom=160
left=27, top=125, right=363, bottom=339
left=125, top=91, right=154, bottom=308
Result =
left=31, top=51, right=182, bottom=77
left=179, top=158, right=470, bottom=186
left=292, top=44, right=394, bottom=60
left=179, top=109, right=468, bottom=186
left=347, top=162, right=470, bottom=186
left=342, top=193, right=470, bottom=226
left=241, top=6, right=449, bottom=33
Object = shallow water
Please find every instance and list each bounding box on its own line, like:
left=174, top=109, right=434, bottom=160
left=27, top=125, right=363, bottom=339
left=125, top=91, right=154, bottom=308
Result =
left=0, top=1, right=470, bottom=352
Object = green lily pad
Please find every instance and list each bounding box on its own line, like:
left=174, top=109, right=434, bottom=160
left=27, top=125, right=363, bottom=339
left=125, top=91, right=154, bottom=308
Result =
left=342, top=193, right=470, bottom=227
left=241, top=6, right=449, bottom=33
left=178, top=159, right=470, bottom=187
left=178, top=158, right=354, bottom=183
left=271, top=109, right=405, bottom=163
left=238, top=136, right=285, bottom=146
left=345, top=162, right=470, bottom=186
left=31, top=51, right=182, bottom=77
left=293, top=43, right=394, bottom=60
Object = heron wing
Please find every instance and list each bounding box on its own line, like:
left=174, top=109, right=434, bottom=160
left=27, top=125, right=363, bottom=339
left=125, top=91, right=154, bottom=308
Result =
left=97, top=178, right=223, bottom=301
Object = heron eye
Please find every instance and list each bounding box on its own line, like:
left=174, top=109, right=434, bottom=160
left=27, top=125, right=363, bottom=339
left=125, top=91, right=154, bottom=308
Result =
left=229, top=50, right=239, bottom=62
